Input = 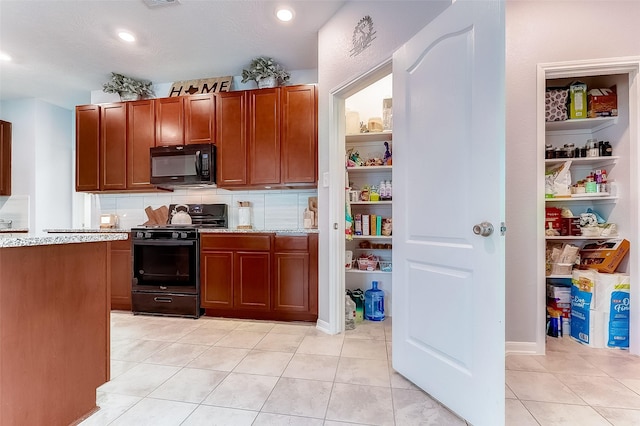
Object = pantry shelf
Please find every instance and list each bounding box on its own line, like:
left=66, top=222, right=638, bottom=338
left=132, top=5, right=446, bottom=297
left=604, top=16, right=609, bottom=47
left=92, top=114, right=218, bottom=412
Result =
left=345, top=132, right=392, bottom=143
left=545, top=116, right=618, bottom=135
left=346, top=269, right=392, bottom=274
left=347, top=165, right=392, bottom=172
left=544, top=156, right=618, bottom=167
left=352, top=235, right=392, bottom=240
left=545, top=236, right=618, bottom=240
left=545, top=196, right=617, bottom=202
left=350, top=201, right=392, bottom=205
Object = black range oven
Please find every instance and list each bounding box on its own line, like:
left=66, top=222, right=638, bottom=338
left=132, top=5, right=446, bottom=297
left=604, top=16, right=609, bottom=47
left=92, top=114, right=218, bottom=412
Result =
left=131, top=204, right=228, bottom=318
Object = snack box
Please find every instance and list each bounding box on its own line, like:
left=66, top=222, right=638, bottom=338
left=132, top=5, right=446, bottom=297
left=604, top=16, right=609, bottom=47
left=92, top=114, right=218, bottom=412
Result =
left=588, top=86, right=618, bottom=118
left=545, top=207, right=563, bottom=231
left=545, top=88, right=569, bottom=122
left=569, top=81, right=588, bottom=119
left=578, top=239, right=630, bottom=274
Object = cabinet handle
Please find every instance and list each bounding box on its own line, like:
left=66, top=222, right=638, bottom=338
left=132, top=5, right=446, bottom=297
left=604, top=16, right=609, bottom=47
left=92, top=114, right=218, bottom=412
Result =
left=154, top=297, right=173, bottom=303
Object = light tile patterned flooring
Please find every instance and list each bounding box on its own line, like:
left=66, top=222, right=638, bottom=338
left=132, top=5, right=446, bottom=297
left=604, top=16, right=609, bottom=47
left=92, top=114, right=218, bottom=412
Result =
left=506, top=336, right=640, bottom=425
left=81, top=312, right=466, bottom=426
left=82, top=313, right=640, bottom=425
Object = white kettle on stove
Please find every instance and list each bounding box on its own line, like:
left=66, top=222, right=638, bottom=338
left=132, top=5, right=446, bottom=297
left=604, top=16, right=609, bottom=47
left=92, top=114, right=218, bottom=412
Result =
left=170, top=204, right=192, bottom=225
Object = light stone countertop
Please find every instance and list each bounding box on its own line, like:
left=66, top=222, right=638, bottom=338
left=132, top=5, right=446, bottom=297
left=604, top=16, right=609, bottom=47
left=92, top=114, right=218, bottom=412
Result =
left=0, top=232, right=129, bottom=248
left=45, top=228, right=319, bottom=234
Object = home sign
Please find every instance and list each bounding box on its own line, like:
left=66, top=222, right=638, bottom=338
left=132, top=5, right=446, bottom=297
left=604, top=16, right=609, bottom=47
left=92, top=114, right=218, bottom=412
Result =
left=168, top=76, right=233, bottom=97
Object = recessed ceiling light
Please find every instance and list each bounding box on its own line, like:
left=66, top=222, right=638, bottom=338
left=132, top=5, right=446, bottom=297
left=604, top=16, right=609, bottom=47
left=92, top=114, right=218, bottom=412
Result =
left=118, top=31, right=136, bottom=42
left=0, top=52, right=12, bottom=62
left=276, top=8, right=294, bottom=22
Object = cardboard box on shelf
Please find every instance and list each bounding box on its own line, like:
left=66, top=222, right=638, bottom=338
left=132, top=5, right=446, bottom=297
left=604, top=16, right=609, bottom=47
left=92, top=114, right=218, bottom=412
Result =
left=569, top=81, right=588, bottom=119
left=588, top=86, right=618, bottom=118
left=578, top=239, right=630, bottom=274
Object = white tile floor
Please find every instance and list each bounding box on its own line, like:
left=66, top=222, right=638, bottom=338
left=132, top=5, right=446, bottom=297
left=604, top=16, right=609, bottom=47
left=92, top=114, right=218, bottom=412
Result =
left=506, top=336, right=640, bottom=425
left=81, top=312, right=466, bottom=426
left=81, top=313, right=640, bottom=425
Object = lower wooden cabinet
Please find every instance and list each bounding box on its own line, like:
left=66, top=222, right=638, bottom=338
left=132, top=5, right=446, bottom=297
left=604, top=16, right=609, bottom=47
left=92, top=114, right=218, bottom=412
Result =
left=200, top=233, right=317, bottom=321
left=0, top=120, right=11, bottom=196
left=110, top=236, right=132, bottom=310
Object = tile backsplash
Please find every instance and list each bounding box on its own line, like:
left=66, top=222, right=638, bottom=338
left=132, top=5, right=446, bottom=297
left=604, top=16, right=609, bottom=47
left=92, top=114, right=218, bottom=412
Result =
left=95, top=188, right=318, bottom=230
left=0, top=195, right=29, bottom=229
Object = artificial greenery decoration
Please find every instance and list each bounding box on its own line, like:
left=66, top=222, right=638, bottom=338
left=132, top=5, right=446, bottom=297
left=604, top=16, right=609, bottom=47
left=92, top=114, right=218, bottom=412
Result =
left=102, top=72, right=154, bottom=97
left=241, top=57, right=291, bottom=85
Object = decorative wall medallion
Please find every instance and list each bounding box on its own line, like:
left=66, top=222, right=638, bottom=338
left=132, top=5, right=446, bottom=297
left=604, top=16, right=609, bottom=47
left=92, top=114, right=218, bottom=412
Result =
left=350, top=15, right=376, bottom=57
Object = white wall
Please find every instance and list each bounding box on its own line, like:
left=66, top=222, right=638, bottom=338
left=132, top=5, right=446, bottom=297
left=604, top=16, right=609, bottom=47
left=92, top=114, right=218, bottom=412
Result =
left=317, top=1, right=451, bottom=328
left=0, top=99, right=72, bottom=230
left=505, top=0, right=640, bottom=344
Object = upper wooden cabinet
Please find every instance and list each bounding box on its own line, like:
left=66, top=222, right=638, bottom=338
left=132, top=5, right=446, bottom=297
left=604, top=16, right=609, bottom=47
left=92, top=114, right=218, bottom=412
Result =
left=185, top=94, right=216, bottom=145
left=281, top=85, right=317, bottom=184
left=100, top=103, right=127, bottom=191
left=156, top=94, right=215, bottom=147
left=216, top=91, right=247, bottom=186
left=0, top=120, right=12, bottom=196
left=127, top=100, right=156, bottom=190
left=248, top=88, right=281, bottom=185
left=75, top=105, right=101, bottom=191
left=217, top=84, right=317, bottom=189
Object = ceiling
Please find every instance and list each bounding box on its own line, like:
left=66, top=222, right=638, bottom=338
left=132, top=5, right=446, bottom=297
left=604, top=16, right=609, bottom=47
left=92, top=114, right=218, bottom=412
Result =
left=0, top=0, right=346, bottom=110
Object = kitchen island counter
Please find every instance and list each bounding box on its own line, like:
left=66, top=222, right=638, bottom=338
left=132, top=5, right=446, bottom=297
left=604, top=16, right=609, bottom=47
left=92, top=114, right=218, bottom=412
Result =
left=0, top=237, right=116, bottom=425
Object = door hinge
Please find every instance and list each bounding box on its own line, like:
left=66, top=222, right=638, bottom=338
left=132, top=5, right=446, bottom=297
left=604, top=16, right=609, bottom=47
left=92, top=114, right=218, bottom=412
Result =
left=500, top=222, right=507, bottom=236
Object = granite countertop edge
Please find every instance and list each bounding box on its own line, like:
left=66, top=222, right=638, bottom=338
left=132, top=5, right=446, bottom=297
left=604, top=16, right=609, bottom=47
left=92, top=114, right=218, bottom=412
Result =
left=0, top=232, right=129, bottom=248
left=44, top=228, right=319, bottom=234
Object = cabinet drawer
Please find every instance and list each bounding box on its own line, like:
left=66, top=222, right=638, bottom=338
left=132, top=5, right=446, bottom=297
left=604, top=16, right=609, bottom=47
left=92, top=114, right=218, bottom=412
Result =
left=274, top=235, right=308, bottom=252
left=200, top=234, right=272, bottom=251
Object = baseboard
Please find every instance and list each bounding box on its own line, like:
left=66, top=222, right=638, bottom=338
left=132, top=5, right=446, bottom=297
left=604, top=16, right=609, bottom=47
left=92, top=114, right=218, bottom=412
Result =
left=505, top=341, right=539, bottom=355
left=315, top=319, right=336, bottom=335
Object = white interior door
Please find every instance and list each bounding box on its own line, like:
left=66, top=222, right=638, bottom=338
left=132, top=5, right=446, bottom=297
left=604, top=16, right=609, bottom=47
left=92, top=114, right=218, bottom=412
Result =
left=392, top=1, right=505, bottom=425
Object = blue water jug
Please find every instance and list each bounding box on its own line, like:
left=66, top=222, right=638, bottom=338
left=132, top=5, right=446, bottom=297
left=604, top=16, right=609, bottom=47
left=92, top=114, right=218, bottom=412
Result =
left=364, top=281, right=385, bottom=321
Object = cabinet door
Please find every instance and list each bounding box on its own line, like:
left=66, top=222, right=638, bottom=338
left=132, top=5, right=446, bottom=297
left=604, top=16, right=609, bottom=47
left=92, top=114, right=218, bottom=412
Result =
left=281, top=85, right=317, bottom=184
left=110, top=238, right=132, bottom=311
left=274, top=252, right=310, bottom=312
left=127, top=100, right=155, bottom=190
left=216, top=91, right=247, bottom=186
left=248, top=88, right=280, bottom=185
left=201, top=251, right=234, bottom=309
left=234, top=251, right=270, bottom=311
left=100, top=103, right=127, bottom=190
left=185, top=94, right=215, bottom=145
left=75, top=105, right=100, bottom=191
left=155, top=97, right=184, bottom=146
left=0, top=120, right=11, bottom=196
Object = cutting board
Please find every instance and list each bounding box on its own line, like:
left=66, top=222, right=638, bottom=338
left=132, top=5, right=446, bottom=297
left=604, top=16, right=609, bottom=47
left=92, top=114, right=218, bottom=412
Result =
left=157, top=206, right=169, bottom=225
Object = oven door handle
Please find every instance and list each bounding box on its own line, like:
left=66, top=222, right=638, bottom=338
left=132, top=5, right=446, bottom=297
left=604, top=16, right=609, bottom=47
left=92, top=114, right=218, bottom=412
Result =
left=154, top=297, right=173, bottom=303
left=133, top=240, right=197, bottom=247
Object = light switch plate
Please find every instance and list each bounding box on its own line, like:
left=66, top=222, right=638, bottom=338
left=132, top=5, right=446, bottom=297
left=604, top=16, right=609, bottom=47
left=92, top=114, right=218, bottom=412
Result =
left=322, top=172, right=329, bottom=187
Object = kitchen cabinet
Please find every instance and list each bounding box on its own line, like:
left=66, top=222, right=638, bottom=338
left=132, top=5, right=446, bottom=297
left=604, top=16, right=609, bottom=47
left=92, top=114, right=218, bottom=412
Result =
left=155, top=97, right=184, bottom=146
left=540, top=66, right=635, bottom=349
left=216, top=84, right=317, bottom=189
left=200, top=233, right=271, bottom=313
left=110, top=235, right=132, bottom=310
left=100, top=103, right=127, bottom=190
left=248, top=88, right=281, bottom=185
left=345, top=131, right=393, bottom=314
left=127, top=99, right=156, bottom=190
left=185, top=93, right=216, bottom=145
left=273, top=233, right=318, bottom=321
left=281, top=85, right=317, bottom=184
left=200, top=232, right=318, bottom=321
left=216, top=91, right=247, bottom=186
left=75, top=105, right=101, bottom=191
left=156, top=94, right=215, bottom=147
left=0, top=120, right=11, bottom=196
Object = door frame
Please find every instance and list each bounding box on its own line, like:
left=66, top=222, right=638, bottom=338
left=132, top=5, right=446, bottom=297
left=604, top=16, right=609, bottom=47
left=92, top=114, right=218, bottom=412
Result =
left=536, top=57, right=640, bottom=355
left=326, top=60, right=393, bottom=334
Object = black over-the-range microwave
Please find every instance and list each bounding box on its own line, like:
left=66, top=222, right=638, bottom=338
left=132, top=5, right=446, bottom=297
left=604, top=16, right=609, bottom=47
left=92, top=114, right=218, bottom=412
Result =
left=150, top=143, right=216, bottom=187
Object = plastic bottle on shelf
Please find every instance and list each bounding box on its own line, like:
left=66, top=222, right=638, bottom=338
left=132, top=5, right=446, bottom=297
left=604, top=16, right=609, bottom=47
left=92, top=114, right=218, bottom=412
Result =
left=365, top=281, right=385, bottom=321
left=379, top=180, right=387, bottom=199
left=345, top=295, right=356, bottom=330
left=386, top=180, right=392, bottom=200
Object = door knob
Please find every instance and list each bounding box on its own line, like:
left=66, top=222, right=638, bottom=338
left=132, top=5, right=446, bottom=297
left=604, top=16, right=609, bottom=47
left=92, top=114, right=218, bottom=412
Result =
left=473, top=221, right=494, bottom=237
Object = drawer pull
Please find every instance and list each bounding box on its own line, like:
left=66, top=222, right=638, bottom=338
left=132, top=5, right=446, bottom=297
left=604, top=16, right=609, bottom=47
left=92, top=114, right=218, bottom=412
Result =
left=154, top=297, right=173, bottom=303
